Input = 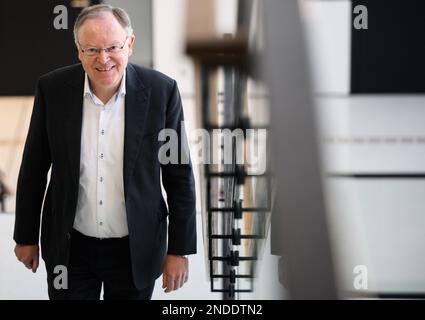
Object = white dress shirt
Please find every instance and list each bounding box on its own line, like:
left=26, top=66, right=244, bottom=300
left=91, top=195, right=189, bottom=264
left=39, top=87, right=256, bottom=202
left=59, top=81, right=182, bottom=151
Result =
left=73, top=72, right=128, bottom=238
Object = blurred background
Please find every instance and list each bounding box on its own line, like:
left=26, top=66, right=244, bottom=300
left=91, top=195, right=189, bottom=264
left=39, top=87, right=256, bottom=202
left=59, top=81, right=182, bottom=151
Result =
left=1, top=0, right=425, bottom=300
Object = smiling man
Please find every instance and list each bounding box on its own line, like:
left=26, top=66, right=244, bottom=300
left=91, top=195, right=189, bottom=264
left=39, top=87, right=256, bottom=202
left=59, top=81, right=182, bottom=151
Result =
left=76, top=9, right=131, bottom=104
left=13, top=4, right=196, bottom=300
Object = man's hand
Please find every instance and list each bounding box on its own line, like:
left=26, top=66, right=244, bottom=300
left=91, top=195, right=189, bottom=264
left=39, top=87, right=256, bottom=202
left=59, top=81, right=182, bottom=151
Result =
left=14, top=244, right=39, bottom=273
left=162, top=254, right=189, bottom=293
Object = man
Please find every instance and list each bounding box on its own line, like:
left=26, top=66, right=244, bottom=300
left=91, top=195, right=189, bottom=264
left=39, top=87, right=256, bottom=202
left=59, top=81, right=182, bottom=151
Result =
left=0, top=170, right=10, bottom=212
left=13, top=4, right=196, bottom=300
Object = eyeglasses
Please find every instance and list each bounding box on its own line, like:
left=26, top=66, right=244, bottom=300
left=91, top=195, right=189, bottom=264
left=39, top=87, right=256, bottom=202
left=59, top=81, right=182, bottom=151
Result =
left=79, top=36, right=129, bottom=56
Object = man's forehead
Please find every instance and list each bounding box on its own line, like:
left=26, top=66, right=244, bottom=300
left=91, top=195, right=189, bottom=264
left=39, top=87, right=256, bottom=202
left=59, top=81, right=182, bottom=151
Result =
left=78, top=14, right=126, bottom=42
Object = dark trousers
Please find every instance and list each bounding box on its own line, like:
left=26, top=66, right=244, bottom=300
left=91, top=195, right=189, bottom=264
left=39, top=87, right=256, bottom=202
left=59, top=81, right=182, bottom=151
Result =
left=48, top=229, right=155, bottom=300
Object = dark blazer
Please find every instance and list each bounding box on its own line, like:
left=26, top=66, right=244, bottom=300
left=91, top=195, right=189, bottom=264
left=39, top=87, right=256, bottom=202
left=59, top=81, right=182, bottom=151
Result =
left=14, top=63, right=196, bottom=289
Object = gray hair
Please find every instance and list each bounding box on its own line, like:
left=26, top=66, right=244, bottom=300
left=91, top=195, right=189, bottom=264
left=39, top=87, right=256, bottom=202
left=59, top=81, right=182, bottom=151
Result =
left=73, top=4, right=133, bottom=46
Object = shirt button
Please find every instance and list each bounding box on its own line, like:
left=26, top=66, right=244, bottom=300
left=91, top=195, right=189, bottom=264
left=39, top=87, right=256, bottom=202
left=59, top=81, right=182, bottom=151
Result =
left=99, top=222, right=103, bottom=226
left=99, top=200, right=103, bottom=205
left=100, top=177, right=103, bottom=182
left=101, top=130, right=105, bottom=135
left=100, top=153, right=104, bottom=159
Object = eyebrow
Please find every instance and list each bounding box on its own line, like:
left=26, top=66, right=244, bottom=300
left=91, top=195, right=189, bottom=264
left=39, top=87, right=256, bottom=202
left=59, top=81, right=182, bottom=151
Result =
left=82, top=40, right=122, bottom=48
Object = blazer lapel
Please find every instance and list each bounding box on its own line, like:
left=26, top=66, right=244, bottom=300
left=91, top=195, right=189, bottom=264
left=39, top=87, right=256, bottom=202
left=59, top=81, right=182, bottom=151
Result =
left=123, top=64, right=151, bottom=199
left=64, top=67, right=84, bottom=188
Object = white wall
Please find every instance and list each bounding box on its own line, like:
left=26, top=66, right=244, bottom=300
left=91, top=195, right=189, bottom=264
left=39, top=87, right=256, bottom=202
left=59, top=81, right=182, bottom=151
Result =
left=302, top=0, right=425, bottom=295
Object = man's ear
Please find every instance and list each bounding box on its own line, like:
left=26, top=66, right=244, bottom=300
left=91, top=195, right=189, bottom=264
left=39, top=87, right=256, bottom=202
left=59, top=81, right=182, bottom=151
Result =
left=128, top=35, right=135, bottom=56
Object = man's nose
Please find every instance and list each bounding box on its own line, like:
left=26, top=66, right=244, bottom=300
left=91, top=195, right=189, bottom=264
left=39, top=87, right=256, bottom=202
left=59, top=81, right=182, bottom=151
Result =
left=97, top=50, right=110, bottom=64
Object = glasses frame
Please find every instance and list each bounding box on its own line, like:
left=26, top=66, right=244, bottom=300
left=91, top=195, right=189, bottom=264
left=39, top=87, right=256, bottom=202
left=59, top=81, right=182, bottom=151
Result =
left=78, top=36, right=129, bottom=56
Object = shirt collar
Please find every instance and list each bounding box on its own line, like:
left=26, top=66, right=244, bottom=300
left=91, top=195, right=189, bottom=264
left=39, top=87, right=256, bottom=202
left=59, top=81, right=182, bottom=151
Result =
left=84, top=70, right=127, bottom=102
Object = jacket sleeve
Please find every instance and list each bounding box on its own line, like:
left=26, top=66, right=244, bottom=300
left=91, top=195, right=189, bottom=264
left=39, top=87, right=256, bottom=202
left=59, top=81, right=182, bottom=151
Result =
left=161, top=80, right=197, bottom=255
left=14, top=79, right=52, bottom=245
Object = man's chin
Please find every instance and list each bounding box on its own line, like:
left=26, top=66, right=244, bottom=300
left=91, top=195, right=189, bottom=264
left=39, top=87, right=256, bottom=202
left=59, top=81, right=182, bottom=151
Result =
left=94, top=76, right=120, bottom=88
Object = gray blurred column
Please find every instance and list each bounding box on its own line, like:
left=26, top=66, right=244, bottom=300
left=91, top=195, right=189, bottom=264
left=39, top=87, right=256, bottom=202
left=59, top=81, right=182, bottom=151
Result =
left=262, top=0, right=337, bottom=299
left=104, top=0, right=153, bottom=67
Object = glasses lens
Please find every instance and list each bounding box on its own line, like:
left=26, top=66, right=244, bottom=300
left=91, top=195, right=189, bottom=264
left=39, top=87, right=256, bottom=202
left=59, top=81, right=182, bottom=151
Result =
left=106, top=46, right=120, bottom=54
left=85, top=48, right=98, bottom=56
